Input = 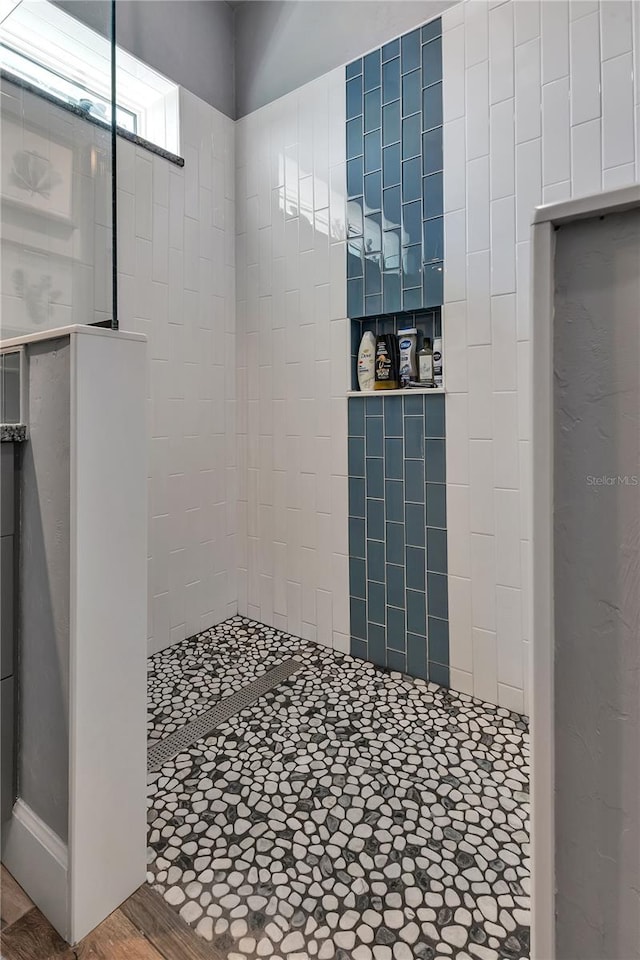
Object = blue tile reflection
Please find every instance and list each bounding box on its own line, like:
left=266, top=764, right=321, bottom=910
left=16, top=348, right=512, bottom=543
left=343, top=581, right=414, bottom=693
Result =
left=383, top=186, right=401, bottom=230
left=403, top=287, right=422, bottom=311
left=383, top=143, right=401, bottom=188
left=347, top=238, right=364, bottom=278
left=346, top=116, right=363, bottom=160
left=364, top=87, right=382, bottom=133
left=402, top=112, right=421, bottom=160
left=347, top=156, right=363, bottom=198
left=347, top=197, right=363, bottom=237
left=402, top=244, right=422, bottom=289
left=402, top=200, right=422, bottom=246
left=347, top=277, right=364, bottom=318
left=422, top=19, right=441, bottom=43
left=422, top=36, right=442, bottom=88
left=402, top=69, right=421, bottom=116
left=422, top=128, right=443, bottom=175
left=382, top=38, right=399, bottom=62
left=364, top=171, right=382, bottom=214
left=423, top=261, right=443, bottom=307
left=363, top=48, right=381, bottom=92
left=423, top=81, right=443, bottom=131
left=423, top=172, right=443, bottom=220
left=346, top=75, right=363, bottom=121
left=364, top=129, right=382, bottom=175
left=364, top=253, right=382, bottom=297
left=401, top=29, right=421, bottom=74
left=423, top=216, right=444, bottom=263
left=364, top=212, right=382, bottom=254
left=382, top=100, right=401, bottom=146
left=382, top=228, right=401, bottom=271
left=382, top=57, right=401, bottom=104
left=383, top=272, right=401, bottom=313
left=402, top=156, right=421, bottom=202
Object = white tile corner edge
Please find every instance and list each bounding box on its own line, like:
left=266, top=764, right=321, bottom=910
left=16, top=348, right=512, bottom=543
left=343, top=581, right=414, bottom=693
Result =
left=532, top=183, right=640, bottom=226
left=530, top=216, right=555, bottom=960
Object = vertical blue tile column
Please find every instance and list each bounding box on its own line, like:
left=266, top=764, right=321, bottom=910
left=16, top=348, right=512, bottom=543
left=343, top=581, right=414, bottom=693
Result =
left=348, top=393, right=449, bottom=684
left=346, top=16, right=443, bottom=319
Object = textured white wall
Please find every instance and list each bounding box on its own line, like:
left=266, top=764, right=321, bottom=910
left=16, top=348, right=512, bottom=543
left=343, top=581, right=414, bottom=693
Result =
left=118, top=89, right=237, bottom=655
left=235, top=68, right=351, bottom=650
left=441, top=0, right=640, bottom=713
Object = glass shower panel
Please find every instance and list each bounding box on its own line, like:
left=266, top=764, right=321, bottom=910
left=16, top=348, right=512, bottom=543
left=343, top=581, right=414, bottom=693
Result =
left=0, top=0, right=116, bottom=338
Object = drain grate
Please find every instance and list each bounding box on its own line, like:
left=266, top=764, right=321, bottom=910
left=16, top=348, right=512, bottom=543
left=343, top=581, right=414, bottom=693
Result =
left=147, top=658, right=303, bottom=772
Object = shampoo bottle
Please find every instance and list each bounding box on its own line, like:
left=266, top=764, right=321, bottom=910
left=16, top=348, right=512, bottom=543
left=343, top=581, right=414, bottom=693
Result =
left=357, top=330, right=376, bottom=392
left=397, top=327, right=418, bottom=387
left=433, top=337, right=443, bottom=388
left=374, top=334, right=399, bottom=390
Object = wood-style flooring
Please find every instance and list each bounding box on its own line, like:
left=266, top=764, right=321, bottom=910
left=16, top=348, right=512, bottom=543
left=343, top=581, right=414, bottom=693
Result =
left=0, top=867, right=223, bottom=960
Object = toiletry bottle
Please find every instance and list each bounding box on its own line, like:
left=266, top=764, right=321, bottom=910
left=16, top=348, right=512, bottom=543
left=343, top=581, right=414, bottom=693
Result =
left=397, top=327, right=418, bottom=387
left=357, top=330, right=376, bottom=392
left=433, top=337, right=443, bottom=388
left=374, top=334, right=399, bottom=390
left=418, top=337, right=434, bottom=386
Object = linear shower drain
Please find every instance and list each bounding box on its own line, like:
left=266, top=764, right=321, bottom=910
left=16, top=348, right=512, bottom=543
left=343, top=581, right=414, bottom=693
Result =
left=147, top=657, right=303, bottom=772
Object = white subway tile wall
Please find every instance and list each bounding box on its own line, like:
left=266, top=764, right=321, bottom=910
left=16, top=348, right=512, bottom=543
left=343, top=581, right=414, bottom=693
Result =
left=102, top=0, right=640, bottom=709
left=235, top=68, right=349, bottom=649
left=118, top=89, right=237, bottom=654
left=442, top=0, right=640, bottom=712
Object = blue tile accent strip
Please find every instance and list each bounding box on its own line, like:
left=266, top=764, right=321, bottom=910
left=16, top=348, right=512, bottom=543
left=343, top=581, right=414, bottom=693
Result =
left=348, top=393, right=449, bottom=685
left=346, top=16, right=443, bottom=318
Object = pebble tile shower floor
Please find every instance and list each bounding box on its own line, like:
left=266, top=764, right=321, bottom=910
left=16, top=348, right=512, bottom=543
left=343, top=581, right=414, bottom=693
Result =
left=147, top=618, right=530, bottom=960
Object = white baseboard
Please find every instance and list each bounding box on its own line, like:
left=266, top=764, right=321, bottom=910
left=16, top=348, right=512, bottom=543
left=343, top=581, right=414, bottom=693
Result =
left=1, top=799, right=69, bottom=940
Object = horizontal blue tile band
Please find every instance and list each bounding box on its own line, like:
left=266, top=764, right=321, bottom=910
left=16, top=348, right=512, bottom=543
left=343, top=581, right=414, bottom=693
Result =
left=348, top=393, right=449, bottom=684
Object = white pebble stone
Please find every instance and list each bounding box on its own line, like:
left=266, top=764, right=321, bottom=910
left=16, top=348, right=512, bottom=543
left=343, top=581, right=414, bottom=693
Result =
left=373, top=948, right=392, bottom=960
left=442, top=924, right=467, bottom=947
left=405, top=887, right=423, bottom=908
left=335, top=931, right=356, bottom=950
left=478, top=895, right=498, bottom=923
left=357, top=923, right=374, bottom=943
left=339, top=910, right=359, bottom=930
left=353, top=947, right=373, bottom=960
left=393, top=944, right=412, bottom=960
left=400, top=921, right=419, bottom=944
left=281, top=931, right=305, bottom=953
left=179, top=901, right=202, bottom=924
left=363, top=910, right=382, bottom=928
left=383, top=909, right=404, bottom=930
left=196, top=917, right=213, bottom=940
left=164, top=886, right=185, bottom=906
left=266, top=921, right=283, bottom=941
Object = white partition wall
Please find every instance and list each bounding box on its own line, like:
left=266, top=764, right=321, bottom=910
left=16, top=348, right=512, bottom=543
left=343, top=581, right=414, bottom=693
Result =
left=1, top=325, right=147, bottom=944
left=531, top=186, right=640, bottom=960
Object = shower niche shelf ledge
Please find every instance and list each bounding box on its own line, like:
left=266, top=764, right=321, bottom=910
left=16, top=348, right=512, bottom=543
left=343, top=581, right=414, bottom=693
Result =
left=347, top=386, right=445, bottom=397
